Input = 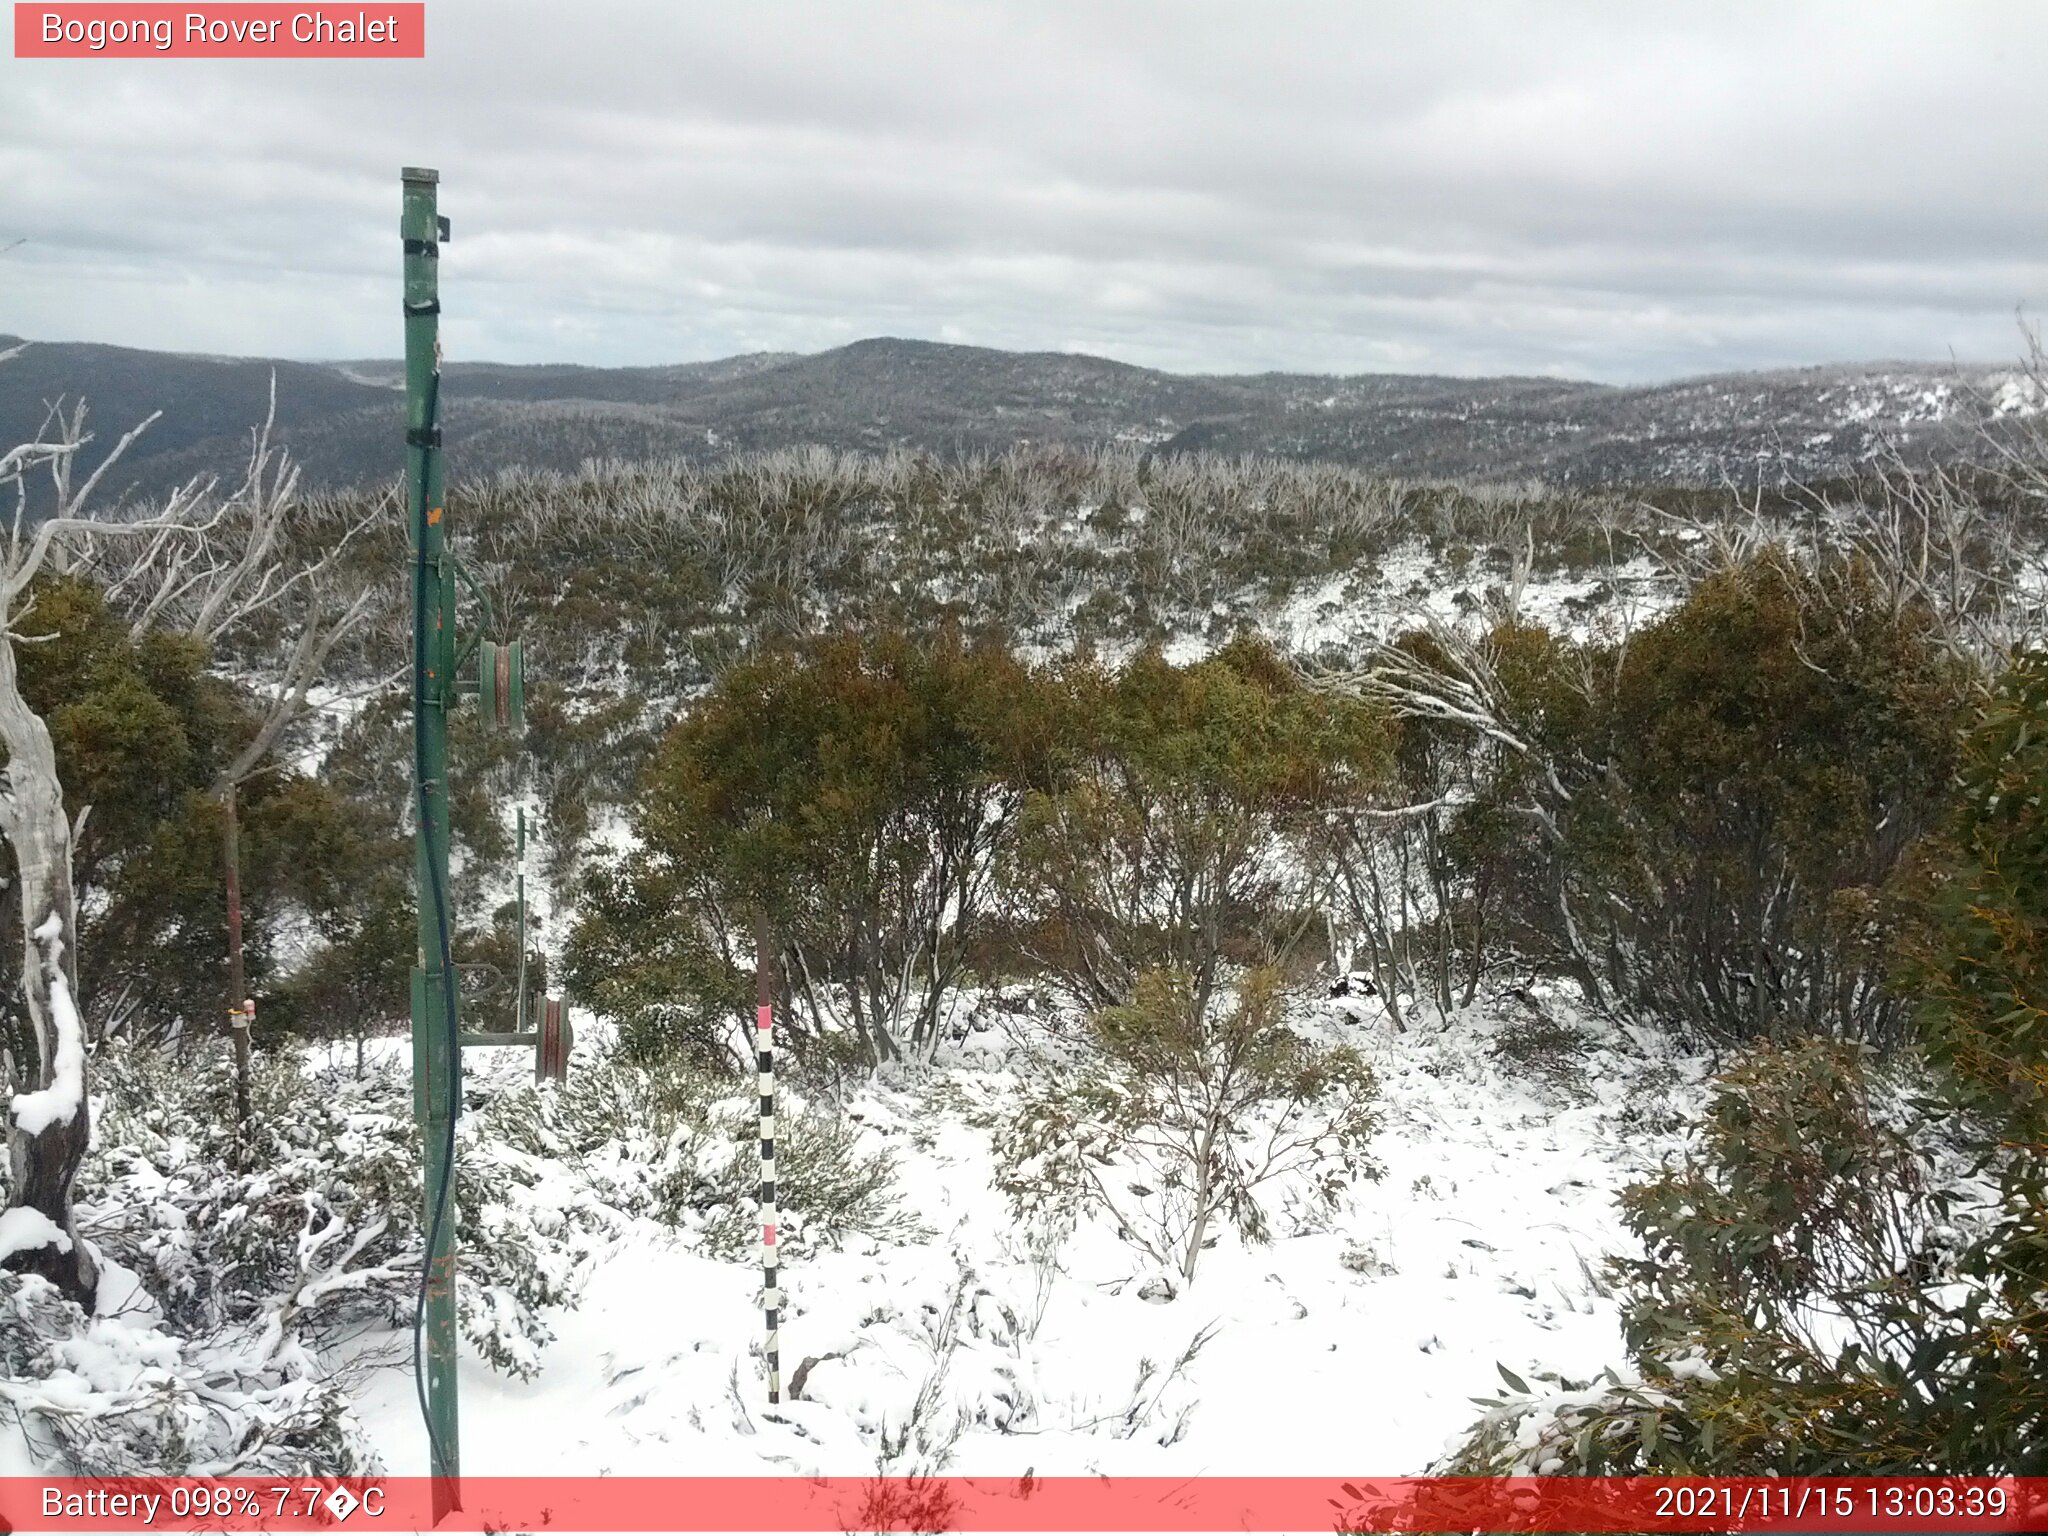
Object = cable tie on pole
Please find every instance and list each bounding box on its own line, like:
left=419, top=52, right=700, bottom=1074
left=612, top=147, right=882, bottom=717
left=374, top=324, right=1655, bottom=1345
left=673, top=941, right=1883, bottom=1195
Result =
left=404, top=299, right=441, bottom=317
left=402, top=238, right=439, bottom=258
left=406, top=427, right=443, bottom=448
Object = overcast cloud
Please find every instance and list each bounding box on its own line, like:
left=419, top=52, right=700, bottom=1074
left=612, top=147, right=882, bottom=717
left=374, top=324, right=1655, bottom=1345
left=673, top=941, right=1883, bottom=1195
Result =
left=3, top=1, right=2045, bottom=381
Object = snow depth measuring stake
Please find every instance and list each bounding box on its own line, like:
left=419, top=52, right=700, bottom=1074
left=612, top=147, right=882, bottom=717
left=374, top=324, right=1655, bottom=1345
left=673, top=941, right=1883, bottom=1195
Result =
left=756, top=911, right=781, bottom=1404
left=403, top=166, right=549, bottom=1514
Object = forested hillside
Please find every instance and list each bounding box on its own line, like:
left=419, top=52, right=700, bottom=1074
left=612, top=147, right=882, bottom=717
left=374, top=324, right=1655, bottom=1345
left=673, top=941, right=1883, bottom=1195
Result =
left=2, top=333, right=2037, bottom=514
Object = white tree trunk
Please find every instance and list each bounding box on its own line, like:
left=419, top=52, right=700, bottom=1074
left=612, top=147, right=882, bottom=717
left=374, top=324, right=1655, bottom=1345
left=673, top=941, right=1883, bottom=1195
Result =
left=0, top=626, right=97, bottom=1307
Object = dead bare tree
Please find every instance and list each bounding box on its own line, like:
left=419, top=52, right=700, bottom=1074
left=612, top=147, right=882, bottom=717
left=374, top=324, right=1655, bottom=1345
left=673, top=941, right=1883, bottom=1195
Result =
left=1667, top=378, right=2048, bottom=677
left=77, top=378, right=384, bottom=1137
left=1313, top=619, right=1610, bottom=1015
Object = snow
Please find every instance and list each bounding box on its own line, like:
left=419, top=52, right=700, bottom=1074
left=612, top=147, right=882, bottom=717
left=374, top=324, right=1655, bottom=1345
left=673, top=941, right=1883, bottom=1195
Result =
left=0, top=1205, right=69, bottom=1260
left=10, top=914, right=86, bottom=1137
left=1253, top=542, right=1677, bottom=660
left=351, top=988, right=1705, bottom=1479
left=1992, top=374, right=2045, bottom=418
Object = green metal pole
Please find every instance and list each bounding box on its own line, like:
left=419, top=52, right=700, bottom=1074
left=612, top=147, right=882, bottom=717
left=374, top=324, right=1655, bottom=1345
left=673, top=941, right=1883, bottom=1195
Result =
left=402, top=165, right=461, bottom=1509
left=515, top=806, right=527, bottom=1038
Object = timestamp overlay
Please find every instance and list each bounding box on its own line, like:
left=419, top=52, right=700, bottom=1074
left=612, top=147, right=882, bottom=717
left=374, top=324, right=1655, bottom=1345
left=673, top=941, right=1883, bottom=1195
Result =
left=1, top=1477, right=2045, bottom=1532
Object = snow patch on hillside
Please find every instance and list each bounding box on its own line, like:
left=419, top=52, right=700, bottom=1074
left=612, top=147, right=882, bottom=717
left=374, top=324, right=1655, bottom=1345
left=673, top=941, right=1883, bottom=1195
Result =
left=1261, top=544, right=1677, bottom=659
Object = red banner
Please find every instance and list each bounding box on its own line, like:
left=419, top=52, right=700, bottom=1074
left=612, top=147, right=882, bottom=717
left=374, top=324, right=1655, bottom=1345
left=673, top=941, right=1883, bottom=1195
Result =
left=3, top=1476, right=2046, bottom=1532
left=13, top=4, right=424, bottom=58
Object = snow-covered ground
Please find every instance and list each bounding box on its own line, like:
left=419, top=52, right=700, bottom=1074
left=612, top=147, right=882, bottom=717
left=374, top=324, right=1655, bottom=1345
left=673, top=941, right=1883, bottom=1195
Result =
left=1252, top=542, right=1678, bottom=663
left=352, top=988, right=1705, bottom=1479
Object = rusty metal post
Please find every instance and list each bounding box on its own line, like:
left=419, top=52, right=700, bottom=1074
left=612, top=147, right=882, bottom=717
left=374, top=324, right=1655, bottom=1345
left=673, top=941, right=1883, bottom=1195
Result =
left=222, top=783, right=252, bottom=1146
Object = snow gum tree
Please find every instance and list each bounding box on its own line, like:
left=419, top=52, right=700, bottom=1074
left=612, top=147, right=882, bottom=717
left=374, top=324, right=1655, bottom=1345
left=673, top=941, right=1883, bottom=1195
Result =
left=0, top=621, right=92, bottom=1303
left=1333, top=550, right=1972, bottom=1047
left=0, top=385, right=198, bottom=1304
left=569, top=626, right=1053, bottom=1069
left=1005, top=634, right=1391, bottom=1017
left=77, top=387, right=380, bottom=1134
left=0, top=368, right=370, bottom=1301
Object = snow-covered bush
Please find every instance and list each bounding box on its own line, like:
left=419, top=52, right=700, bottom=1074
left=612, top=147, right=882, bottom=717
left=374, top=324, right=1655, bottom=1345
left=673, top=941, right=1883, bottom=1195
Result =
left=453, top=1112, right=617, bottom=1380
left=85, top=1046, right=411, bottom=1346
left=6, top=1049, right=385, bottom=1474
left=482, top=1056, right=924, bottom=1258
left=1441, top=1362, right=1688, bottom=1475
left=998, top=967, right=1379, bottom=1285
left=1485, top=1005, right=1595, bottom=1104
left=0, top=1269, right=375, bottom=1475
left=694, top=1105, right=926, bottom=1259
left=1446, top=1034, right=2029, bottom=1473
left=14, top=1028, right=928, bottom=1476
left=82, top=1044, right=610, bottom=1386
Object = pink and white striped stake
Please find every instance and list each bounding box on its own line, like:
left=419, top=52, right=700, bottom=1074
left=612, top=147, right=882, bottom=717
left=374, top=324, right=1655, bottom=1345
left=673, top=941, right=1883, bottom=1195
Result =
left=754, top=912, right=780, bottom=1404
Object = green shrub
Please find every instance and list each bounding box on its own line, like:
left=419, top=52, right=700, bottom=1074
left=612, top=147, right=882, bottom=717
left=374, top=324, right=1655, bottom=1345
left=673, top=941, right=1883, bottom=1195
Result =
left=1447, top=653, right=2048, bottom=1475
left=1367, top=550, right=1974, bottom=1046
left=1448, top=1041, right=1988, bottom=1473
left=695, top=1108, right=928, bottom=1259
left=1578, top=552, right=1971, bottom=1044
left=568, top=627, right=1050, bottom=1068
left=1006, top=635, right=1389, bottom=1015
left=486, top=1054, right=924, bottom=1258
left=998, top=966, right=1379, bottom=1285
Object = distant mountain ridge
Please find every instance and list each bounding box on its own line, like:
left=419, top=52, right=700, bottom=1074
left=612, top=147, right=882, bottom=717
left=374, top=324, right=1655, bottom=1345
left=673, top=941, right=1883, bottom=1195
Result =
left=0, top=332, right=2032, bottom=506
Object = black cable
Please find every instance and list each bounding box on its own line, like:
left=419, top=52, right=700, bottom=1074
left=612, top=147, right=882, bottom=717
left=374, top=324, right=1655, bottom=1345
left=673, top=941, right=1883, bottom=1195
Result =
left=409, top=364, right=461, bottom=1485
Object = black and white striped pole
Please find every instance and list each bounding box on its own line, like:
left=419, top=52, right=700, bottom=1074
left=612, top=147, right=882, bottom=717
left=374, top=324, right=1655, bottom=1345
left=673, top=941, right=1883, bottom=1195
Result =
left=755, top=909, right=781, bottom=1405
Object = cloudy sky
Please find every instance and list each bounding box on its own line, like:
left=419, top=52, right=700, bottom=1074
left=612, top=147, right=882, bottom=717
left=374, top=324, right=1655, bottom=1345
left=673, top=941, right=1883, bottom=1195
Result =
left=4, top=1, right=2046, bottom=382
